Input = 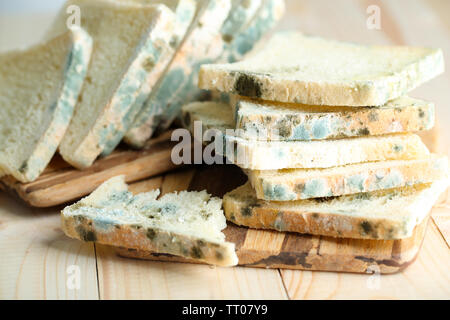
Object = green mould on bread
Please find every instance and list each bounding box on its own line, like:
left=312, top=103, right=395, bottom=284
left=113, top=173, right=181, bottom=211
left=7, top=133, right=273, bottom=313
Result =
left=75, top=225, right=97, bottom=242
left=263, top=183, right=296, bottom=201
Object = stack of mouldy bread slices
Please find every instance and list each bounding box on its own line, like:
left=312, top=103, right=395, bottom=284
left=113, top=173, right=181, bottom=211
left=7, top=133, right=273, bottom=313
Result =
left=179, top=31, right=450, bottom=243
left=0, top=0, right=285, bottom=183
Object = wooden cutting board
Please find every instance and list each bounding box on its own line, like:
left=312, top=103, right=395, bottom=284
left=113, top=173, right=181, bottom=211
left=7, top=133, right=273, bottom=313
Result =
left=113, top=165, right=430, bottom=274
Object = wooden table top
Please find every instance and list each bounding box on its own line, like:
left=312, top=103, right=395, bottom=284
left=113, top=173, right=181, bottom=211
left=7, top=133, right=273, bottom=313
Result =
left=1, top=0, right=449, bottom=299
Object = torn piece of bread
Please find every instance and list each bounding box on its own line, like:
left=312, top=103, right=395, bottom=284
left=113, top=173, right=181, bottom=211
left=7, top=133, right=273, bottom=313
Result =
left=199, top=31, right=444, bottom=106
left=247, top=155, right=448, bottom=200
left=47, top=0, right=176, bottom=168
left=223, top=180, right=449, bottom=240
left=61, top=176, right=238, bottom=267
left=232, top=95, right=435, bottom=141
left=181, top=101, right=430, bottom=170
left=0, top=27, right=92, bottom=182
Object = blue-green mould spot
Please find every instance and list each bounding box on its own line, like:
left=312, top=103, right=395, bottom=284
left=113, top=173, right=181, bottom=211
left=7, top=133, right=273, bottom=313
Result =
left=347, top=174, right=366, bottom=192
left=234, top=73, right=263, bottom=98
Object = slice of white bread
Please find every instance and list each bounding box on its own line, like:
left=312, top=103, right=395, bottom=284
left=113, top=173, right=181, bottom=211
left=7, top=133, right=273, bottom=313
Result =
left=232, top=95, right=435, bottom=141
left=247, top=155, right=448, bottom=200
left=223, top=180, right=449, bottom=239
left=199, top=31, right=444, bottom=106
left=124, top=0, right=285, bottom=148
left=47, top=0, right=176, bottom=168
left=61, top=176, right=238, bottom=267
left=181, top=101, right=430, bottom=170
left=0, top=27, right=92, bottom=182
left=155, top=0, right=285, bottom=135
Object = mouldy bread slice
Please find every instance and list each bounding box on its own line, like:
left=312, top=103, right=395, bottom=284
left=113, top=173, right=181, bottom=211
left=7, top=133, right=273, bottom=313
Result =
left=233, top=95, right=435, bottom=141
left=181, top=101, right=430, bottom=170
left=199, top=32, right=444, bottom=106
left=61, top=176, right=238, bottom=267
left=247, top=154, right=448, bottom=200
left=123, top=0, right=231, bottom=148
left=48, top=0, right=176, bottom=168
left=0, top=27, right=92, bottom=182
left=223, top=180, right=449, bottom=240
left=155, top=0, right=285, bottom=134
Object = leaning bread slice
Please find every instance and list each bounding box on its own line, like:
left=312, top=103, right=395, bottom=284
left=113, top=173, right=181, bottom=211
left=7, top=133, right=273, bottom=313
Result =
left=223, top=180, right=449, bottom=240
left=181, top=102, right=430, bottom=170
left=247, top=154, right=448, bottom=200
left=61, top=176, right=238, bottom=267
left=199, top=31, right=444, bottom=106
left=47, top=0, right=176, bottom=168
left=124, top=0, right=285, bottom=148
left=0, top=27, right=92, bottom=182
left=233, top=95, right=435, bottom=141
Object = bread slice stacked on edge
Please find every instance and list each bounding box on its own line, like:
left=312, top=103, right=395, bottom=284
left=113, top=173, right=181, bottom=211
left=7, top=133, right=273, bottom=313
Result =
left=180, top=31, right=450, bottom=240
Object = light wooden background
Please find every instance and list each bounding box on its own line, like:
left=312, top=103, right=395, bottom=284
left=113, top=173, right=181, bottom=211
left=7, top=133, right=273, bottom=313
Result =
left=0, top=0, right=449, bottom=300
